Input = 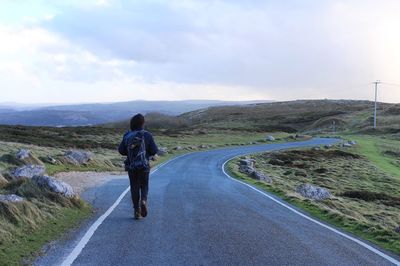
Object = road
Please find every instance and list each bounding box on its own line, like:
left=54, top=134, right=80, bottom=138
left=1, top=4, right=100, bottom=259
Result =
left=36, top=138, right=400, bottom=266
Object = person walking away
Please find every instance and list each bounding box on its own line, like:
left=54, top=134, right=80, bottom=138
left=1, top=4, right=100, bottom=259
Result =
left=118, top=114, right=158, bottom=219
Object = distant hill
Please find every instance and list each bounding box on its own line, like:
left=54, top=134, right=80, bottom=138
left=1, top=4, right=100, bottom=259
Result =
left=0, top=100, right=271, bottom=126
left=181, top=100, right=400, bottom=134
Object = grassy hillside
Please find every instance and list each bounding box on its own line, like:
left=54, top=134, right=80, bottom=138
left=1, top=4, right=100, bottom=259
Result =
left=0, top=100, right=271, bottom=127
left=181, top=100, right=399, bottom=134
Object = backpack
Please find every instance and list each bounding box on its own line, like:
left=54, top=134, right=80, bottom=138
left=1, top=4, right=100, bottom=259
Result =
left=124, top=130, right=149, bottom=171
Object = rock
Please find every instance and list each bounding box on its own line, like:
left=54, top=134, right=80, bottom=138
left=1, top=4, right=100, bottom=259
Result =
left=64, top=150, right=93, bottom=165
left=312, top=147, right=321, bottom=151
left=395, top=227, right=400, bottom=234
left=239, top=158, right=256, bottom=173
left=296, top=183, right=331, bottom=200
left=239, top=158, right=255, bottom=167
left=173, top=146, right=183, bottom=151
left=342, top=143, right=352, bottom=148
left=33, top=175, right=75, bottom=198
left=46, top=155, right=57, bottom=164
left=157, top=147, right=168, bottom=156
left=0, top=194, right=24, bottom=203
left=12, top=164, right=45, bottom=179
left=324, top=144, right=332, bottom=149
left=199, top=144, right=207, bottom=149
left=239, top=164, right=255, bottom=175
left=251, top=171, right=273, bottom=183
left=266, top=135, right=275, bottom=141
left=16, top=149, right=30, bottom=160
left=238, top=158, right=273, bottom=183
left=348, top=140, right=357, bottom=145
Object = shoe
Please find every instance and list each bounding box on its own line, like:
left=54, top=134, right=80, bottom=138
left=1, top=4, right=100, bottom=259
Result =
left=134, top=209, right=142, bottom=220
left=140, top=200, right=148, bottom=218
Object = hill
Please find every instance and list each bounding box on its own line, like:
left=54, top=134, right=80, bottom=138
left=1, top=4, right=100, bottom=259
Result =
left=181, top=100, right=400, bottom=134
left=0, top=100, right=271, bottom=127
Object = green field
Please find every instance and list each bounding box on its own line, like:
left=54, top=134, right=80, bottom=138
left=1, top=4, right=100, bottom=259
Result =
left=349, top=135, right=400, bottom=178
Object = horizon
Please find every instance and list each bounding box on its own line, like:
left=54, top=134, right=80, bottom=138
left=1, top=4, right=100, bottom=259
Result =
left=0, top=98, right=398, bottom=107
left=0, top=99, right=399, bottom=111
left=1, top=1, right=400, bottom=103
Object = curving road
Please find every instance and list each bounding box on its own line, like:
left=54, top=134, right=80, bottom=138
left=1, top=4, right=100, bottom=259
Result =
left=36, top=138, right=400, bottom=266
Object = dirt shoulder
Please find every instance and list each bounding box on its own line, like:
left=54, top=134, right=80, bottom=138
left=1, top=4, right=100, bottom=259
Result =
left=55, top=171, right=126, bottom=194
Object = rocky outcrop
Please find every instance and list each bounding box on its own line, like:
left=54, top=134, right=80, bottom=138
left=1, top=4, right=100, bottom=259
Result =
left=45, top=155, right=57, bottom=164
left=11, top=165, right=45, bottom=179
left=239, top=158, right=272, bottom=183
left=251, top=171, right=273, bottom=183
left=157, top=147, right=168, bottom=156
left=239, top=158, right=256, bottom=174
left=342, top=140, right=357, bottom=148
left=173, top=146, right=183, bottom=151
left=16, top=149, right=30, bottom=160
left=64, top=150, right=93, bottom=165
left=296, top=183, right=331, bottom=201
left=33, top=175, right=75, bottom=198
left=0, top=194, right=24, bottom=203
left=266, top=135, right=275, bottom=141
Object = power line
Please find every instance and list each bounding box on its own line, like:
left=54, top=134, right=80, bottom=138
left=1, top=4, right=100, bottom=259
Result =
left=372, top=80, right=380, bottom=129
left=381, top=82, right=400, bottom=88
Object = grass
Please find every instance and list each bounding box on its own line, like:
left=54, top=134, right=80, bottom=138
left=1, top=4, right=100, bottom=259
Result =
left=0, top=178, right=92, bottom=265
left=0, top=130, right=293, bottom=178
left=182, top=100, right=400, bottom=133
left=227, top=147, right=400, bottom=255
left=348, top=135, right=400, bottom=178
left=0, top=204, right=91, bottom=266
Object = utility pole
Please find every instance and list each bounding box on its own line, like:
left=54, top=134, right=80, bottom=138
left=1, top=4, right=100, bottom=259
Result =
left=373, top=80, right=381, bottom=129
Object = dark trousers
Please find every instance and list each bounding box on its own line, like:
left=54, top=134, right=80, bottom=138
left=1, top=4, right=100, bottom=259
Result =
left=128, top=170, right=149, bottom=210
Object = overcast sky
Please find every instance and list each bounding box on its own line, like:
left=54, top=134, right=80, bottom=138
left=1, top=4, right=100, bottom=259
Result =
left=0, top=0, right=399, bottom=103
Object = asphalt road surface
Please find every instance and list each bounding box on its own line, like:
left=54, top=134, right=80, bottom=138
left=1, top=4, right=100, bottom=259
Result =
left=36, top=138, right=400, bottom=266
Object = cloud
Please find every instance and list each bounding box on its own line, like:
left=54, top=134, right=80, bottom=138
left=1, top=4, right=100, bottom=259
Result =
left=43, top=2, right=398, bottom=87
left=1, top=0, right=400, bottom=103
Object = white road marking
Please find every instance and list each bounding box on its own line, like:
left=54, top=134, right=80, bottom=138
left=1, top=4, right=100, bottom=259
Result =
left=61, top=154, right=190, bottom=266
left=222, top=159, right=400, bottom=266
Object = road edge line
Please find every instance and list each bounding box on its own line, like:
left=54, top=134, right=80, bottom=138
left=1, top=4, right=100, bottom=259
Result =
left=222, top=158, right=400, bottom=266
left=61, top=153, right=191, bottom=266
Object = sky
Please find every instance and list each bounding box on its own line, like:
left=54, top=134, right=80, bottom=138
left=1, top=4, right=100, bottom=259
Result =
left=0, top=0, right=399, bottom=104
